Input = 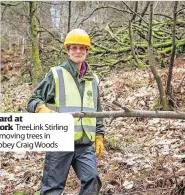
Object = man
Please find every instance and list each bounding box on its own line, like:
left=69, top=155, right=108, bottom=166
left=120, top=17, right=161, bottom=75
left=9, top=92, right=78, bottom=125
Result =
left=27, top=29, right=104, bottom=195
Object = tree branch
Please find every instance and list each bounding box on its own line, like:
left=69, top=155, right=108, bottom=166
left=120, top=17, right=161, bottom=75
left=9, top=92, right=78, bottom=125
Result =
left=112, top=100, right=130, bottom=112
left=1, top=2, right=22, bottom=6
left=178, top=74, right=185, bottom=90
left=72, top=110, right=185, bottom=119
left=39, top=26, right=63, bottom=44
left=67, top=1, right=71, bottom=33
left=122, top=1, right=148, bottom=24
left=131, top=1, right=138, bottom=22
left=139, top=1, right=150, bottom=23
left=176, top=7, right=185, bottom=15
left=19, top=106, right=185, bottom=120
left=78, top=6, right=132, bottom=27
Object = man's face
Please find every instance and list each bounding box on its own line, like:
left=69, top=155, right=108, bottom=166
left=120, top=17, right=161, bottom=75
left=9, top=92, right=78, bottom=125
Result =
left=67, top=44, right=88, bottom=65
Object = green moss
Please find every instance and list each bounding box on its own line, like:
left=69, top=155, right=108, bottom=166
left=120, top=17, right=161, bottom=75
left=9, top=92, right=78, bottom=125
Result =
left=15, top=192, right=26, bottom=195
left=121, top=33, right=129, bottom=42
left=138, top=61, right=145, bottom=69
left=105, top=136, right=122, bottom=150
left=176, top=40, right=185, bottom=48
left=153, top=98, right=162, bottom=110
left=156, top=74, right=161, bottom=82
left=157, top=47, right=172, bottom=54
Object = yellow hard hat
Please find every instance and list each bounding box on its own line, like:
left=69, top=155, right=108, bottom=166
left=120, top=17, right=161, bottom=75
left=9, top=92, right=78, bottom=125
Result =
left=64, top=29, right=91, bottom=49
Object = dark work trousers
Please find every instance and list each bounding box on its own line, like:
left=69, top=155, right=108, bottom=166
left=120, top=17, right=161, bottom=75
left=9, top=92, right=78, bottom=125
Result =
left=40, top=145, right=102, bottom=195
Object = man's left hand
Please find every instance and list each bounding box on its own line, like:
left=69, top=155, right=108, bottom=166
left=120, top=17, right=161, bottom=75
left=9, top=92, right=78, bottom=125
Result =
left=95, top=135, right=104, bottom=158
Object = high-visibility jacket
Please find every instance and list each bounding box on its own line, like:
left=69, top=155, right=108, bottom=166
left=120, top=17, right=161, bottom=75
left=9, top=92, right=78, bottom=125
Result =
left=47, top=66, right=98, bottom=142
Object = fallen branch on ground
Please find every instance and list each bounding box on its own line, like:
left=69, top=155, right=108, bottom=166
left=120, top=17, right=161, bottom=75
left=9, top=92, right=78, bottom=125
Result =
left=72, top=110, right=185, bottom=119
left=19, top=106, right=185, bottom=119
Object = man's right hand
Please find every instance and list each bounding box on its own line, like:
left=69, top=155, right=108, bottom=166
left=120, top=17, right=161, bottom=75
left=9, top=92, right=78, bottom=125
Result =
left=35, top=104, right=56, bottom=113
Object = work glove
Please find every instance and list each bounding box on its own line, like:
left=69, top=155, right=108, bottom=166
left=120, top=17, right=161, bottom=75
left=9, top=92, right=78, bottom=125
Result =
left=95, top=135, right=104, bottom=158
left=35, top=104, right=56, bottom=113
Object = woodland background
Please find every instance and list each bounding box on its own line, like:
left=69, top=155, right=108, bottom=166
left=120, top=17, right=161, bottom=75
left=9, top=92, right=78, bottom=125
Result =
left=0, top=1, right=185, bottom=194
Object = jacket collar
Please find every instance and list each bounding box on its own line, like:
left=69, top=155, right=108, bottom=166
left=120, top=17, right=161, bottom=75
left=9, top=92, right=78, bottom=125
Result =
left=67, top=58, right=79, bottom=78
left=61, top=59, right=94, bottom=80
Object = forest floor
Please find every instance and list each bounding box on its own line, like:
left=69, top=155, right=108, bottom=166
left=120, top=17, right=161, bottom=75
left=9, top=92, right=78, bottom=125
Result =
left=0, top=54, right=185, bottom=195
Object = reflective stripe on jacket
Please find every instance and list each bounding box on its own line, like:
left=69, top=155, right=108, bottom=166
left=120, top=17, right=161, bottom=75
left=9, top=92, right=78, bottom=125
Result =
left=47, top=66, right=98, bottom=142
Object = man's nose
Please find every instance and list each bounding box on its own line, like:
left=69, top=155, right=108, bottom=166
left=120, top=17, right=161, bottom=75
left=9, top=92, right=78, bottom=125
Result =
left=76, top=48, right=81, bottom=52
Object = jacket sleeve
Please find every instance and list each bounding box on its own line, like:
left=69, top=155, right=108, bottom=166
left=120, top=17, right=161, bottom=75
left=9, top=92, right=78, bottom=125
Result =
left=27, top=71, right=55, bottom=112
left=96, top=86, right=105, bottom=137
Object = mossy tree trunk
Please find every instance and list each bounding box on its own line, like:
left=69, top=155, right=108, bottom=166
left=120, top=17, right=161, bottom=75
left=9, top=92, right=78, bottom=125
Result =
left=148, top=2, right=170, bottom=111
left=29, top=2, right=43, bottom=86
left=166, top=1, right=178, bottom=104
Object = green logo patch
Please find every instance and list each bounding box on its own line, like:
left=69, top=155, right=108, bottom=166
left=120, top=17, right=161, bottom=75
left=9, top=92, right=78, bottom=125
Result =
left=87, top=90, right=92, bottom=97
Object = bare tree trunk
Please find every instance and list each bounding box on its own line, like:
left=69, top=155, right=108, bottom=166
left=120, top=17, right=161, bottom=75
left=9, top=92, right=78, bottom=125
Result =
left=29, top=2, right=43, bottom=86
left=67, top=1, right=71, bottom=33
left=128, top=21, right=139, bottom=67
left=139, top=1, right=150, bottom=24
left=148, top=1, right=170, bottom=111
left=131, top=1, right=138, bottom=22
left=166, top=2, right=178, bottom=99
